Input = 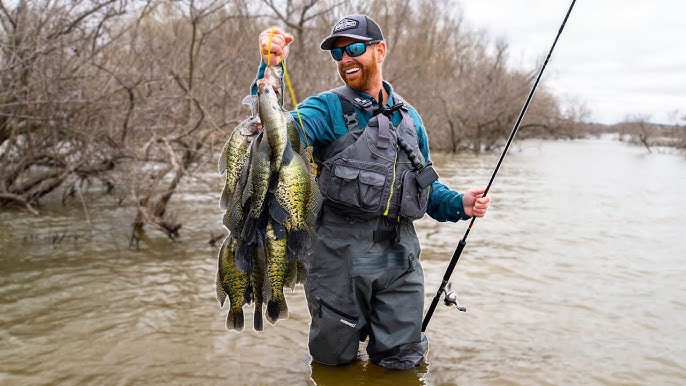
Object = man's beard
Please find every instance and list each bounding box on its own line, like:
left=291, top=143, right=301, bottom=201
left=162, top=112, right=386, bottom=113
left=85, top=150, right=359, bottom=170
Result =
left=338, top=53, right=379, bottom=92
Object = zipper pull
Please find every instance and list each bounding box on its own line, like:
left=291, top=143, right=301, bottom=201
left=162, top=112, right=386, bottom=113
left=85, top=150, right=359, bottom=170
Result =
left=408, top=254, right=415, bottom=272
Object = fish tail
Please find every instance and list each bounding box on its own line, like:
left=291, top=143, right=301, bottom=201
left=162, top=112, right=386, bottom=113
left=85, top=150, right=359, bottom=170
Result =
left=283, top=258, right=298, bottom=290
left=253, top=302, right=264, bottom=332
left=296, top=259, right=307, bottom=285
left=286, top=229, right=307, bottom=262
left=266, top=295, right=288, bottom=324
left=226, top=307, right=245, bottom=332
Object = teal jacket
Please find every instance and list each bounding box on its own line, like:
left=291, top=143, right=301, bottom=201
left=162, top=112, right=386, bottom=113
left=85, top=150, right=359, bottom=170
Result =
left=252, top=61, right=468, bottom=222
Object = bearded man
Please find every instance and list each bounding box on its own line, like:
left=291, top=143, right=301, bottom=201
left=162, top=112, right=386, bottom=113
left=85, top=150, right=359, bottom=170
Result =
left=253, top=14, right=490, bottom=370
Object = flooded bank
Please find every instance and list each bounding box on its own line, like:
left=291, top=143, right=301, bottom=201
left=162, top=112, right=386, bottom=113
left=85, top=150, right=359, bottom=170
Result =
left=2, top=137, right=685, bottom=385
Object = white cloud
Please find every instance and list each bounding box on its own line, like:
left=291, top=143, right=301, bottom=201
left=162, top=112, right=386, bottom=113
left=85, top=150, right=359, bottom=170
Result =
left=460, top=0, right=686, bottom=124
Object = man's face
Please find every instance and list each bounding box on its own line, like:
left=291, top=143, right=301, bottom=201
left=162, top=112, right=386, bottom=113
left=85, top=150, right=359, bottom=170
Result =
left=332, top=37, right=384, bottom=93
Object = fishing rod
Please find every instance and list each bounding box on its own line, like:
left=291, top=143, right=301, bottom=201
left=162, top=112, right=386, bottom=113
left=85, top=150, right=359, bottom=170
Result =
left=422, top=0, right=577, bottom=332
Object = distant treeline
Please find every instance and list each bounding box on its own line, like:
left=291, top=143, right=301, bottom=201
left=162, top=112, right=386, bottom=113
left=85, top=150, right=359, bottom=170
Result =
left=586, top=117, right=686, bottom=153
left=1, top=0, right=671, bottom=239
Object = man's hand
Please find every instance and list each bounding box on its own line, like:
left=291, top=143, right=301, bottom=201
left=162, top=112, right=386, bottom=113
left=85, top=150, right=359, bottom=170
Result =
left=462, top=187, right=491, bottom=218
left=259, top=27, right=294, bottom=66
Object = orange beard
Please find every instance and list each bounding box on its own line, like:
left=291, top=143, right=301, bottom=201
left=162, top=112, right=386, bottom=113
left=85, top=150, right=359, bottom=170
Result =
left=338, top=50, right=380, bottom=94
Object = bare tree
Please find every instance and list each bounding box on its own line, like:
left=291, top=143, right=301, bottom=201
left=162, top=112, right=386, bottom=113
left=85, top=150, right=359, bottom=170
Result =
left=0, top=0, right=132, bottom=214
left=0, top=0, right=590, bottom=242
left=617, top=114, right=656, bottom=152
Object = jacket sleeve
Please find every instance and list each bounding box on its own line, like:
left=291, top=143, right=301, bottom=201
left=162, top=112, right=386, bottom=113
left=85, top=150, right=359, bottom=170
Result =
left=411, top=110, right=470, bottom=222
left=250, top=60, right=270, bottom=96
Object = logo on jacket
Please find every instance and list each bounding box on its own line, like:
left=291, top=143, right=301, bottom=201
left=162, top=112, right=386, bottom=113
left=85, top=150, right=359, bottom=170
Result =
left=334, top=18, right=358, bottom=33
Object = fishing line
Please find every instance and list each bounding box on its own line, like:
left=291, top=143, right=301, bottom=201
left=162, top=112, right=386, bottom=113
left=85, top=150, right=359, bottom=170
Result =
left=422, top=0, right=577, bottom=332
left=264, top=27, right=316, bottom=174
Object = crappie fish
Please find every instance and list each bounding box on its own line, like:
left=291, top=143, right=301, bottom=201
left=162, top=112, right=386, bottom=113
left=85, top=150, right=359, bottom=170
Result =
left=218, top=115, right=262, bottom=211
left=216, top=236, right=251, bottom=332
left=271, top=146, right=322, bottom=261
left=215, top=64, right=320, bottom=332
left=251, top=246, right=267, bottom=332
left=240, top=133, right=273, bottom=247
left=264, top=220, right=289, bottom=324
left=257, top=66, right=289, bottom=172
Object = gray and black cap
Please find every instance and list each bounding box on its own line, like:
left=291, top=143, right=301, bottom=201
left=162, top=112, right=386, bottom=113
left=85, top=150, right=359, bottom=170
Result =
left=320, top=14, right=384, bottom=50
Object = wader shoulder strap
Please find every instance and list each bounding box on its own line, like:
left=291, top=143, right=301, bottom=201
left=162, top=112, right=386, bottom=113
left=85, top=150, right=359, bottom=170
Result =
left=332, top=86, right=373, bottom=132
left=393, top=93, right=416, bottom=134
left=332, top=86, right=416, bottom=135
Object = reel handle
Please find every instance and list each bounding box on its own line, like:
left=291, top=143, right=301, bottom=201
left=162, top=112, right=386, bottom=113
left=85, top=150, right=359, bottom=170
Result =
left=443, top=284, right=466, bottom=312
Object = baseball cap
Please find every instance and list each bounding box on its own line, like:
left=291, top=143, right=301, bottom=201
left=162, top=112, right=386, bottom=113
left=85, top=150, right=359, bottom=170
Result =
left=320, top=14, right=384, bottom=50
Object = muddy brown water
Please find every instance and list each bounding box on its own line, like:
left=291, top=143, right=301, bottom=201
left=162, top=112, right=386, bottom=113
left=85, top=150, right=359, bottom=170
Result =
left=1, top=137, right=685, bottom=385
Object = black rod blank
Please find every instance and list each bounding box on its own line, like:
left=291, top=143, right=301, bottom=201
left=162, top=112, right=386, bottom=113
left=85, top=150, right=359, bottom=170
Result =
left=422, top=0, right=577, bottom=333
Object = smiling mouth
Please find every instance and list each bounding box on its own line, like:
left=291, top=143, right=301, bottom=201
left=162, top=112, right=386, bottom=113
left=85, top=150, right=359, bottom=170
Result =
left=345, top=67, right=361, bottom=75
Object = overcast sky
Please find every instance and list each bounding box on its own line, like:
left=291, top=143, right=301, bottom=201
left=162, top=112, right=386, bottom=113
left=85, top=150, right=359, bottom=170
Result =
left=459, top=0, right=685, bottom=125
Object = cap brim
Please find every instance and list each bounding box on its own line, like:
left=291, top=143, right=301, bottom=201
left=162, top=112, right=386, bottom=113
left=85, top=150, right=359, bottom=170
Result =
left=320, top=34, right=374, bottom=50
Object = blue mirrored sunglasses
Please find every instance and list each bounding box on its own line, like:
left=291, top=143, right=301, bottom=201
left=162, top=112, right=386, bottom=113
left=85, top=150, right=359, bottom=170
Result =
left=330, top=41, right=379, bottom=61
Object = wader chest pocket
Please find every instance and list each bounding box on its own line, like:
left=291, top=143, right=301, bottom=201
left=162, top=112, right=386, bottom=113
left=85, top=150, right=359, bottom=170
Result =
left=399, top=170, right=429, bottom=220
left=324, top=159, right=389, bottom=214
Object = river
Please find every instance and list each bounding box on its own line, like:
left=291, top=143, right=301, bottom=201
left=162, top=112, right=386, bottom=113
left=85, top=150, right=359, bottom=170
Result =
left=1, top=137, right=685, bottom=385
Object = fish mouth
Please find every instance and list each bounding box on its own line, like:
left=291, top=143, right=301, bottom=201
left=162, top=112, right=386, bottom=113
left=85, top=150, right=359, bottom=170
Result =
left=257, top=80, right=281, bottom=100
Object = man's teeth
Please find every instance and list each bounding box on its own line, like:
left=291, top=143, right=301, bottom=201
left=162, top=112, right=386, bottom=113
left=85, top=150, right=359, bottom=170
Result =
left=346, top=68, right=360, bottom=74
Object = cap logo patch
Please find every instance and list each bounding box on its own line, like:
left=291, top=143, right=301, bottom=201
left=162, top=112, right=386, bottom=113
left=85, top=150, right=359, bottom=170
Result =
left=333, top=18, right=358, bottom=33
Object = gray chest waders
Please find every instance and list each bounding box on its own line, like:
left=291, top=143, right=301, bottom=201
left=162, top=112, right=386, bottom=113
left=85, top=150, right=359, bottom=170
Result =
left=304, top=86, right=436, bottom=369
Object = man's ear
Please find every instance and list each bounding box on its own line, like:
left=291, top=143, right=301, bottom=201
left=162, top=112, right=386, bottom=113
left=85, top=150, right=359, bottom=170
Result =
left=376, top=41, right=387, bottom=63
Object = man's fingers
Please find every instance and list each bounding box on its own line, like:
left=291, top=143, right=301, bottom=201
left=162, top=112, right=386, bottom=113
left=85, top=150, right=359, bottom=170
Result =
left=283, top=33, right=294, bottom=44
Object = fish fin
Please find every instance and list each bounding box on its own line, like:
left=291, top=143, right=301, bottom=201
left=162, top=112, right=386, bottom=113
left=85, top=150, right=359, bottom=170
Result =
left=266, top=296, right=288, bottom=324
left=244, top=282, right=254, bottom=305
left=242, top=94, right=258, bottom=116
left=286, top=229, right=307, bottom=262
left=241, top=205, right=268, bottom=246
left=215, top=277, right=228, bottom=307
left=240, top=139, right=260, bottom=208
left=218, top=139, right=230, bottom=175
left=285, top=116, right=302, bottom=154
left=296, top=259, right=307, bottom=285
left=225, top=200, right=246, bottom=236
left=272, top=222, right=286, bottom=241
left=221, top=211, right=232, bottom=232
left=216, top=268, right=228, bottom=307
left=218, top=183, right=232, bottom=211
left=268, top=195, right=289, bottom=225
left=253, top=303, right=264, bottom=332
left=241, top=218, right=258, bottom=246
left=216, top=237, right=231, bottom=306
left=283, top=258, right=298, bottom=290
left=227, top=150, right=252, bottom=214
left=306, top=177, right=323, bottom=221
left=281, top=140, right=296, bottom=166
left=235, top=242, right=254, bottom=274
left=226, top=308, right=245, bottom=332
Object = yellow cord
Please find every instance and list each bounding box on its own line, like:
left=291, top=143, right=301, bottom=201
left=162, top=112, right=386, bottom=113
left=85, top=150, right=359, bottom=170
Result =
left=283, top=57, right=317, bottom=175
left=281, top=58, right=309, bottom=147
left=264, top=27, right=316, bottom=175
